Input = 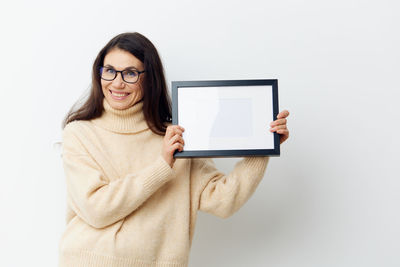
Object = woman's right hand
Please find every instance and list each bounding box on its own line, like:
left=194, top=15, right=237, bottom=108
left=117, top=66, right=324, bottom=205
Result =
left=162, top=125, right=185, bottom=168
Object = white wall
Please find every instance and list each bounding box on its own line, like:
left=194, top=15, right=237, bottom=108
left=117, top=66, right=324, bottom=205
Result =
left=1, top=0, right=399, bottom=266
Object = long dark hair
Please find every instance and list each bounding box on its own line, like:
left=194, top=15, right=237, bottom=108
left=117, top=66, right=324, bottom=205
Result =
left=61, top=32, right=172, bottom=135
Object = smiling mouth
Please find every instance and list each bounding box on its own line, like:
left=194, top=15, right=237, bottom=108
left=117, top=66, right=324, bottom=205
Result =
left=109, top=90, right=130, bottom=97
left=109, top=90, right=131, bottom=100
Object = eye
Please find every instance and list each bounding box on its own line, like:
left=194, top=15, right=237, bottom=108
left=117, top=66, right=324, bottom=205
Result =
left=124, top=70, right=138, bottom=77
left=105, top=67, right=116, bottom=74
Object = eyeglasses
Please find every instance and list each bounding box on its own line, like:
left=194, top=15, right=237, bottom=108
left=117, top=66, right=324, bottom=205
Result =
left=99, top=66, right=146, bottom=84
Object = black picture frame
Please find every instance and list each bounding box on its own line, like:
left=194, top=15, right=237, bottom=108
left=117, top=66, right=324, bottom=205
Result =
left=172, top=79, right=280, bottom=158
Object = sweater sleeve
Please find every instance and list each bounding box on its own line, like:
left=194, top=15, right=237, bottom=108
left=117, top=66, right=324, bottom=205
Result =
left=192, top=157, right=269, bottom=219
left=61, top=125, right=175, bottom=229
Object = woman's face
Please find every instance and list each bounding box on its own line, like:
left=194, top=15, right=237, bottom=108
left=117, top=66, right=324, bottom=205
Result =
left=101, top=48, right=145, bottom=110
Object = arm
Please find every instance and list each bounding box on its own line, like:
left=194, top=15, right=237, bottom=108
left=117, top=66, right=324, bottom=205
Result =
left=62, top=126, right=175, bottom=229
left=192, top=109, right=288, bottom=219
left=192, top=157, right=269, bottom=219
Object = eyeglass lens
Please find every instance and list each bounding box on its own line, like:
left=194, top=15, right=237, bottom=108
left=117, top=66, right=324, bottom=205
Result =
left=101, top=67, right=140, bottom=83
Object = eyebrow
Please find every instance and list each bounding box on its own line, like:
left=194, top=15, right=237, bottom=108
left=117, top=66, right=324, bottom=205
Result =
left=104, top=64, right=138, bottom=70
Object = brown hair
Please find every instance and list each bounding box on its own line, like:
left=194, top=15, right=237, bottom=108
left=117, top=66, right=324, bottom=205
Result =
left=61, top=32, right=172, bottom=135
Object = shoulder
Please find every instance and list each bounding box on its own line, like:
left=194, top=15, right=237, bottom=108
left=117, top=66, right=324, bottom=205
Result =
left=63, top=120, right=80, bottom=133
left=63, top=120, right=92, bottom=137
left=62, top=120, right=93, bottom=154
left=63, top=120, right=80, bottom=140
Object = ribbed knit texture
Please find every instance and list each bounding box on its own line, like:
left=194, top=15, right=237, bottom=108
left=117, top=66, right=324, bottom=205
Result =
left=59, top=98, right=270, bottom=267
left=91, top=98, right=148, bottom=133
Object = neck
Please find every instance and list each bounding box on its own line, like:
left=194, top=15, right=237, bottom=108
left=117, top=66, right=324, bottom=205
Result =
left=91, top=98, right=149, bottom=133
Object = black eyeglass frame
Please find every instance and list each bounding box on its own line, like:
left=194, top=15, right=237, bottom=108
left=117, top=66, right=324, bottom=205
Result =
left=99, top=66, right=146, bottom=84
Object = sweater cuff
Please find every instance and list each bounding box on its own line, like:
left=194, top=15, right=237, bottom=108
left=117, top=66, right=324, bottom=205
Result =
left=141, top=156, right=176, bottom=194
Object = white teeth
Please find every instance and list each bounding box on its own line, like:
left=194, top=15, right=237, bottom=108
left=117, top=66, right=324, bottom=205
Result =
left=110, top=91, right=129, bottom=97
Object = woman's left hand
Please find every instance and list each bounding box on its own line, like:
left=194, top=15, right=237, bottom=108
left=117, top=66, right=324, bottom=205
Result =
left=270, top=110, right=290, bottom=144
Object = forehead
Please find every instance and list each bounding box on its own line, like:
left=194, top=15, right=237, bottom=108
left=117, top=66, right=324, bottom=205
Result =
left=103, top=48, right=143, bottom=69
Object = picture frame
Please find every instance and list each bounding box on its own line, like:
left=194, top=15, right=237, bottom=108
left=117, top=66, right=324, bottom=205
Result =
left=171, top=79, right=280, bottom=158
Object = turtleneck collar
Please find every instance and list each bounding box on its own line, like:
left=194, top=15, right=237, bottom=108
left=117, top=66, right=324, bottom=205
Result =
left=91, top=98, right=149, bottom=134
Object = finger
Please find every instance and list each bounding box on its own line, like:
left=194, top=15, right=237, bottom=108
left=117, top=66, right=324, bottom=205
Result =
left=277, top=129, right=289, bottom=135
left=165, top=126, right=175, bottom=139
left=270, top=118, right=287, bottom=127
left=166, top=126, right=184, bottom=139
left=277, top=110, right=289, bottom=119
left=172, top=125, right=185, bottom=136
left=169, top=134, right=185, bottom=146
left=277, top=130, right=289, bottom=144
left=170, top=129, right=183, bottom=139
left=170, top=142, right=184, bottom=153
left=270, top=125, right=287, bottom=132
left=172, top=125, right=185, bottom=132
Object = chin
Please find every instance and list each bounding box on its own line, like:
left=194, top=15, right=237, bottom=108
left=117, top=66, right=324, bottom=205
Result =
left=105, top=98, right=128, bottom=109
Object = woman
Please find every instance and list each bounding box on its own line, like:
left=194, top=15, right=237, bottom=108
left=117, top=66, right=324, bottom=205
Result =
left=59, top=32, right=289, bottom=267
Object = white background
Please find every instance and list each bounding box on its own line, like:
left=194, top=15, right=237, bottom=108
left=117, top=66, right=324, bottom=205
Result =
left=0, top=0, right=399, bottom=266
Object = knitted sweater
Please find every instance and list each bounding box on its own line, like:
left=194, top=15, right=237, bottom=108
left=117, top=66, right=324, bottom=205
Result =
left=59, top=98, right=270, bottom=267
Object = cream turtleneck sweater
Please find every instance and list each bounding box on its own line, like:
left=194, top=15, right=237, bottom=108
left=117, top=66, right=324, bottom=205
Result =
left=59, top=98, right=270, bottom=267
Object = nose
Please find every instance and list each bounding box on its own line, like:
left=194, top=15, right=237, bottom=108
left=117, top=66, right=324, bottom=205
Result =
left=112, top=72, right=125, bottom=88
